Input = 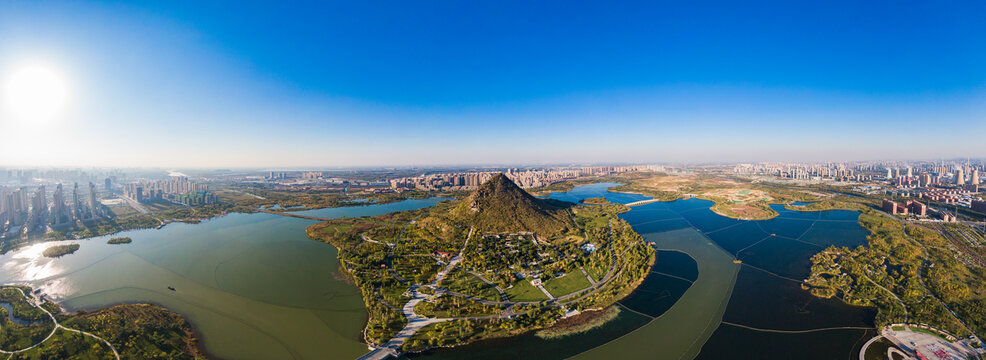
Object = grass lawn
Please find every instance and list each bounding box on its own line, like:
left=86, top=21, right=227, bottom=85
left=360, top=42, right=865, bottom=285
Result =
left=445, top=269, right=501, bottom=302
left=505, top=280, right=548, bottom=302
left=214, top=190, right=261, bottom=203
left=543, top=271, right=591, bottom=297
left=892, top=325, right=906, bottom=331
left=143, top=200, right=182, bottom=212
left=106, top=204, right=139, bottom=218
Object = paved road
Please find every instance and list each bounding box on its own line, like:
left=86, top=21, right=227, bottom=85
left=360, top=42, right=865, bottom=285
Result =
left=359, top=228, right=474, bottom=360
left=883, top=325, right=984, bottom=360
left=357, top=287, right=449, bottom=360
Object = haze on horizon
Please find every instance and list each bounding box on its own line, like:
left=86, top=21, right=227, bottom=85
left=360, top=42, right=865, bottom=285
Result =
left=1, top=1, right=984, bottom=168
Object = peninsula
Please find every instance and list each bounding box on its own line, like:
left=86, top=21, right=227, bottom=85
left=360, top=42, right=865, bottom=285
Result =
left=306, top=174, right=655, bottom=358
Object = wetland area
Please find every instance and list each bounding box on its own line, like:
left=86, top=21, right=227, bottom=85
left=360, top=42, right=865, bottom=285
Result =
left=0, top=184, right=875, bottom=359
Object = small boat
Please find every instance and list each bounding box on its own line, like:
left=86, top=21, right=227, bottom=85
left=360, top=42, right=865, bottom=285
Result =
left=167, top=286, right=176, bottom=291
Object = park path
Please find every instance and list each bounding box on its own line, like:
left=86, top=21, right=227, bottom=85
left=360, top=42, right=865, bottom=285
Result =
left=858, top=334, right=883, bottom=360
left=359, top=215, right=632, bottom=359
left=361, top=234, right=394, bottom=247
left=533, top=280, right=555, bottom=299
left=0, top=287, right=119, bottom=360
left=467, top=270, right=508, bottom=301
left=359, top=228, right=473, bottom=360
left=861, top=273, right=908, bottom=322
left=874, top=210, right=982, bottom=343
left=579, top=265, right=597, bottom=285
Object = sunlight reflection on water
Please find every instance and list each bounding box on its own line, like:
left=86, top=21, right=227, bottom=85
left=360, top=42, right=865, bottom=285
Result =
left=3, top=242, right=68, bottom=282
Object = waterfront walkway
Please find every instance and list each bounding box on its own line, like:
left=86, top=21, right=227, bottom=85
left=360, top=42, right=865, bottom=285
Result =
left=0, top=286, right=120, bottom=359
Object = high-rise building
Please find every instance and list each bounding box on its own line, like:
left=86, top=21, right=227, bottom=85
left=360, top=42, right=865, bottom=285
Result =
left=72, top=182, right=81, bottom=220
left=906, top=167, right=912, bottom=178
left=52, top=183, right=67, bottom=224
left=882, top=199, right=907, bottom=215
left=88, top=182, right=100, bottom=218
left=27, top=186, right=47, bottom=230
left=906, top=201, right=927, bottom=216
left=919, top=173, right=932, bottom=187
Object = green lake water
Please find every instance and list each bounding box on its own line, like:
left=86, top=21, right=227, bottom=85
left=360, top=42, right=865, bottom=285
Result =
left=0, top=198, right=446, bottom=360
left=416, top=183, right=875, bottom=359
left=0, top=182, right=877, bottom=360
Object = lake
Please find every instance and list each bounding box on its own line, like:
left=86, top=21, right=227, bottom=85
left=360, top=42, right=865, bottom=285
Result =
left=0, top=197, right=447, bottom=360
left=0, top=183, right=876, bottom=360
left=415, top=183, right=875, bottom=360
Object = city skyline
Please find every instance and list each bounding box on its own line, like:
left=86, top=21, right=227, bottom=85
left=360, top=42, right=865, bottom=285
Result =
left=1, top=1, right=985, bottom=168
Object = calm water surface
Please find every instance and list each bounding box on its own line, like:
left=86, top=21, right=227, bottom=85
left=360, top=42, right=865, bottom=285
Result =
left=0, top=197, right=447, bottom=360
left=0, top=182, right=876, bottom=360
left=419, top=184, right=875, bottom=360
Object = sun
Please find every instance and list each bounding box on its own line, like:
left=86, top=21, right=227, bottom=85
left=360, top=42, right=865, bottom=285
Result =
left=3, top=65, right=68, bottom=121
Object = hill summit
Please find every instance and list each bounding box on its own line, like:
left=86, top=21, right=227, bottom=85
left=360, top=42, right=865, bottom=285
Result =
left=452, top=173, right=574, bottom=236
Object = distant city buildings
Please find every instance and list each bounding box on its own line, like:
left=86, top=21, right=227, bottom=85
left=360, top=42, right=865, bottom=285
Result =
left=733, top=162, right=874, bottom=182
left=738, top=160, right=983, bottom=215
left=122, top=176, right=217, bottom=205
left=389, top=165, right=663, bottom=191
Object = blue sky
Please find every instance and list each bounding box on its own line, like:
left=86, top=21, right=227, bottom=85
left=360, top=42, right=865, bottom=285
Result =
left=0, top=1, right=984, bottom=167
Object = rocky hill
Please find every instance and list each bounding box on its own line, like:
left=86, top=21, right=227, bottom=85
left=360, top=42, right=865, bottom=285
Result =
left=450, top=173, right=574, bottom=236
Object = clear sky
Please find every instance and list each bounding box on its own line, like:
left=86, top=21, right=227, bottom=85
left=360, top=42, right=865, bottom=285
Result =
left=0, top=1, right=984, bottom=168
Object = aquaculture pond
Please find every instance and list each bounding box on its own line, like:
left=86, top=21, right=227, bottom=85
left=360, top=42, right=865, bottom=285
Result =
left=413, top=184, right=875, bottom=360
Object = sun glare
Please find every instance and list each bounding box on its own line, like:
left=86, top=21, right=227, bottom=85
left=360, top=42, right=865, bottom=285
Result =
left=3, top=65, right=68, bottom=121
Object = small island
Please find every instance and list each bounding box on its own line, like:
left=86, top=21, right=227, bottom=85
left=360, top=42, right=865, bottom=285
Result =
left=107, top=237, right=133, bottom=244
left=41, top=244, right=80, bottom=258
left=578, top=197, right=611, bottom=205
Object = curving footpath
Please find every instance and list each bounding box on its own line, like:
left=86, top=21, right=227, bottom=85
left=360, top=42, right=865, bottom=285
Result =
left=360, top=216, right=634, bottom=360
left=857, top=334, right=882, bottom=360
left=0, top=287, right=120, bottom=360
